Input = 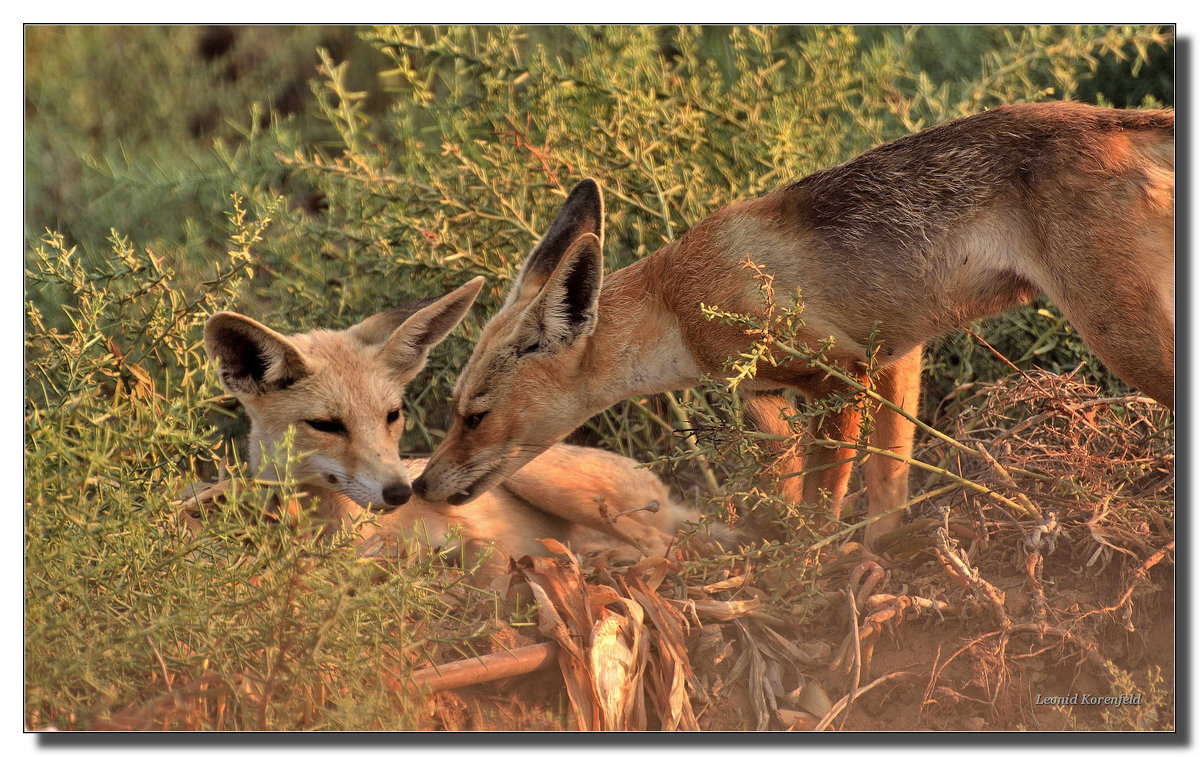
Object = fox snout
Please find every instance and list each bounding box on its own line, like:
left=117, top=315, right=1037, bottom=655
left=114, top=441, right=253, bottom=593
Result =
left=380, top=481, right=413, bottom=509
left=411, top=476, right=428, bottom=498
left=325, top=465, right=414, bottom=513
left=412, top=467, right=477, bottom=505
left=410, top=475, right=434, bottom=500
left=355, top=476, right=412, bottom=513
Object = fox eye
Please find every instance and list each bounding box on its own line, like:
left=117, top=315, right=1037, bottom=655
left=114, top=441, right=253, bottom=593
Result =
left=464, top=411, right=489, bottom=430
left=516, top=341, right=540, bottom=357
left=386, top=408, right=401, bottom=425
left=305, top=418, right=347, bottom=435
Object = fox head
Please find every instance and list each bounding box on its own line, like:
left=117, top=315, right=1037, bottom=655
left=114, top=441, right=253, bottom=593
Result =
left=204, top=276, right=484, bottom=511
left=414, top=180, right=609, bottom=504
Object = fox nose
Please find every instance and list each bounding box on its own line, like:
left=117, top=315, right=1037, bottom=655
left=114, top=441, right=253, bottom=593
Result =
left=382, top=482, right=412, bottom=507
left=411, top=476, right=428, bottom=498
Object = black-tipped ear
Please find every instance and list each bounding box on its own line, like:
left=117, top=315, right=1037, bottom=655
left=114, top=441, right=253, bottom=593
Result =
left=204, top=312, right=311, bottom=395
left=377, top=276, right=485, bottom=381
left=517, top=232, right=603, bottom=353
left=507, top=179, right=604, bottom=304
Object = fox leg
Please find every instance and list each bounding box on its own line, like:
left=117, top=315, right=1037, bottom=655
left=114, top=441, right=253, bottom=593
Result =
left=1038, top=254, right=1174, bottom=410
left=800, top=385, right=865, bottom=528
left=741, top=391, right=806, bottom=505
left=744, top=380, right=865, bottom=531
left=862, top=346, right=922, bottom=547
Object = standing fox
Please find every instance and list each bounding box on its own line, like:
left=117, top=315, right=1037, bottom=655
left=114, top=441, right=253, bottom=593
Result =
left=413, top=102, right=1174, bottom=545
left=201, top=278, right=701, bottom=576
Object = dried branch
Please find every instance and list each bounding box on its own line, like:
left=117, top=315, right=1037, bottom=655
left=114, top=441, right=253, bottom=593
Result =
left=409, top=642, right=559, bottom=694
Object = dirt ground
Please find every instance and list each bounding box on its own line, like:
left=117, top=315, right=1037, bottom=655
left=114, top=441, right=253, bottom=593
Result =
left=423, top=524, right=1173, bottom=732
left=419, top=375, right=1174, bottom=732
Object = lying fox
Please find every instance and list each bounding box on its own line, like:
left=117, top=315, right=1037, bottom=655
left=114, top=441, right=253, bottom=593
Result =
left=201, top=278, right=700, bottom=577
left=413, top=101, right=1174, bottom=545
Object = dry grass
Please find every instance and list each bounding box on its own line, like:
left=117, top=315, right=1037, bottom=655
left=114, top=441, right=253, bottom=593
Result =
left=156, top=367, right=1166, bottom=733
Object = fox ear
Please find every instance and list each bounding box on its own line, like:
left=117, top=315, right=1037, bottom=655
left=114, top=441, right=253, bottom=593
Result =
left=517, top=232, right=603, bottom=354
left=507, top=178, right=603, bottom=305
left=204, top=312, right=311, bottom=395
left=347, top=295, right=445, bottom=347
left=378, top=276, right=485, bottom=381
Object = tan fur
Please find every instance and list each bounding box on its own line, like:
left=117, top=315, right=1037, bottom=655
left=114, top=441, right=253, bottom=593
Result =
left=316, top=451, right=692, bottom=580
left=415, top=102, right=1174, bottom=546
left=203, top=279, right=700, bottom=580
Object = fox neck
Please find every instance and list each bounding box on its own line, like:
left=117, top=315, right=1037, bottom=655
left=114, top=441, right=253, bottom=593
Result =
left=580, top=256, right=703, bottom=408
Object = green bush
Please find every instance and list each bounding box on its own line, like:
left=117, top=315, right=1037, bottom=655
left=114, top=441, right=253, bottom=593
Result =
left=25, top=209, right=489, bottom=730
left=24, top=26, right=389, bottom=332
left=24, top=25, right=1172, bottom=730
left=252, top=24, right=1171, bottom=453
